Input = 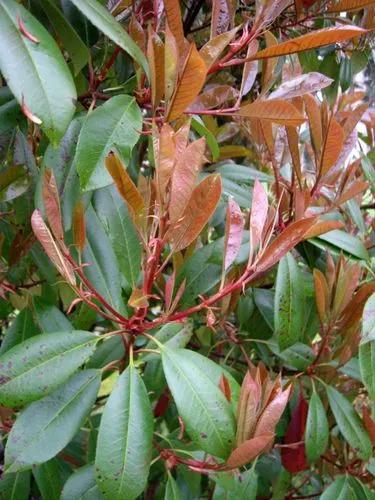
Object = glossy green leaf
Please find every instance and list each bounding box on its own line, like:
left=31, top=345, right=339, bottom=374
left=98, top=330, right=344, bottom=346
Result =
left=359, top=340, right=375, bottom=400
left=0, top=331, right=97, bottom=407
left=191, top=116, right=220, bottom=161
left=320, top=476, right=355, bottom=500
left=95, top=364, right=154, bottom=500
left=274, top=253, right=305, bottom=350
left=361, top=293, right=375, bottom=344
left=0, top=308, right=39, bottom=355
left=165, top=473, right=183, bottom=500
left=0, top=471, right=31, bottom=500
left=32, top=296, right=73, bottom=333
left=0, top=99, right=24, bottom=135
left=41, top=0, right=89, bottom=75
left=0, top=0, right=76, bottom=143
left=61, top=464, right=103, bottom=500
left=82, top=205, right=124, bottom=313
left=93, top=185, right=141, bottom=286
left=75, top=95, right=142, bottom=191
left=33, top=459, right=64, bottom=500
left=68, top=0, right=149, bottom=77
left=312, top=230, right=369, bottom=260
left=42, top=116, right=86, bottom=231
left=86, top=336, right=125, bottom=370
left=143, top=321, right=193, bottom=360
left=305, top=391, right=329, bottom=463
left=326, top=386, right=372, bottom=460
left=5, top=369, right=101, bottom=473
left=161, top=347, right=236, bottom=459
left=278, top=343, right=314, bottom=371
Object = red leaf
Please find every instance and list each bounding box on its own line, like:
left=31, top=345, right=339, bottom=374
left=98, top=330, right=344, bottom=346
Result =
left=168, top=174, right=222, bottom=252
left=72, top=201, right=86, bottom=252
left=257, top=218, right=317, bottom=273
left=169, top=137, right=206, bottom=224
left=31, top=210, right=76, bottom=286
left=42, top=169, right=64, bottom=241
left=281, top=394, right=309, bottom=473
left=224, top=198, right=244, bottom=270
left=219, top=374, right=232, bottom=402
left=226, top=434, right=274, bottom=469
left=254, top=385, right=291, bottom=437
left=250, top=179, right=268, bottom=250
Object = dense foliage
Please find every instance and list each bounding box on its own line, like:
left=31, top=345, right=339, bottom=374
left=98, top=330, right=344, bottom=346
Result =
left=0, top=0, right=374, bottom=498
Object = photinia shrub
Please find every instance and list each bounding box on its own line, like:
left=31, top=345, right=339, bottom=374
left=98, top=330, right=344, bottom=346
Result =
left=0, top=0, right=374, bottom=498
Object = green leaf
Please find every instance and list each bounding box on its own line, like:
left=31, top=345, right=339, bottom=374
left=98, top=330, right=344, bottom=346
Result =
left=0, top=471, right=31, bottom=500
left=359, top=341, right=375, bottom=400
left=5, top=369, right=101, bottom=473
left=191, top=116, right=220, bottom=161
left=82, top=205, right=124, bottom=313
left=312, top=230, right=369, bottom=260
left=67, top=0, right=149, bottom=78
left=87, top=336, right=125, bottom=370
left=326, top=386, right=372, bottom=460
left=320, top=476, right=355, bottom=500
left=0, top=0, right=76, bottom=143
left=176, top=241, right=222, bottom=307
left=181, top=349, right=240, bottom=409
left=165, top=473, right=183, bottom=500
left=0, top=99, right=24, bottom=135
left=75, top=95, right=142, bottom=191
left=0, top=308, right=39, bottom=355
left=42, top=116, right=86, bottom=231
left=161, top=347, right=236, bottom=459
left=278, top=343, right=314, bottom=371
left=93, top=185, right=141, bottom=286
left=0, top=331, right=97, bottom=407
left=143, top=321, right=193, bottom=361
left=347, top=476, right=375, bottom=500
left=32, top=296, right=73, bottom=333
left=95, top=364, right=154, bottom=500
left=40, top=0, right=89, bottom=75
left=274, top=253, right=305, bottom=350
left=361, top=293, right=375, bottom=344
left=33, top=459, right=64, bottom=500
left=61, top=464, right=103, bottom=500
left=305, top=391, right=329, bottom=463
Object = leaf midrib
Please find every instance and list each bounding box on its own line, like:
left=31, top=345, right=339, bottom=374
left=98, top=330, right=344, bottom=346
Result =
left=8, top=373, right=98, bottom=471
left=0, top=2, right=54, bottom=130
left=164, top=350, right=230, bottom=455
